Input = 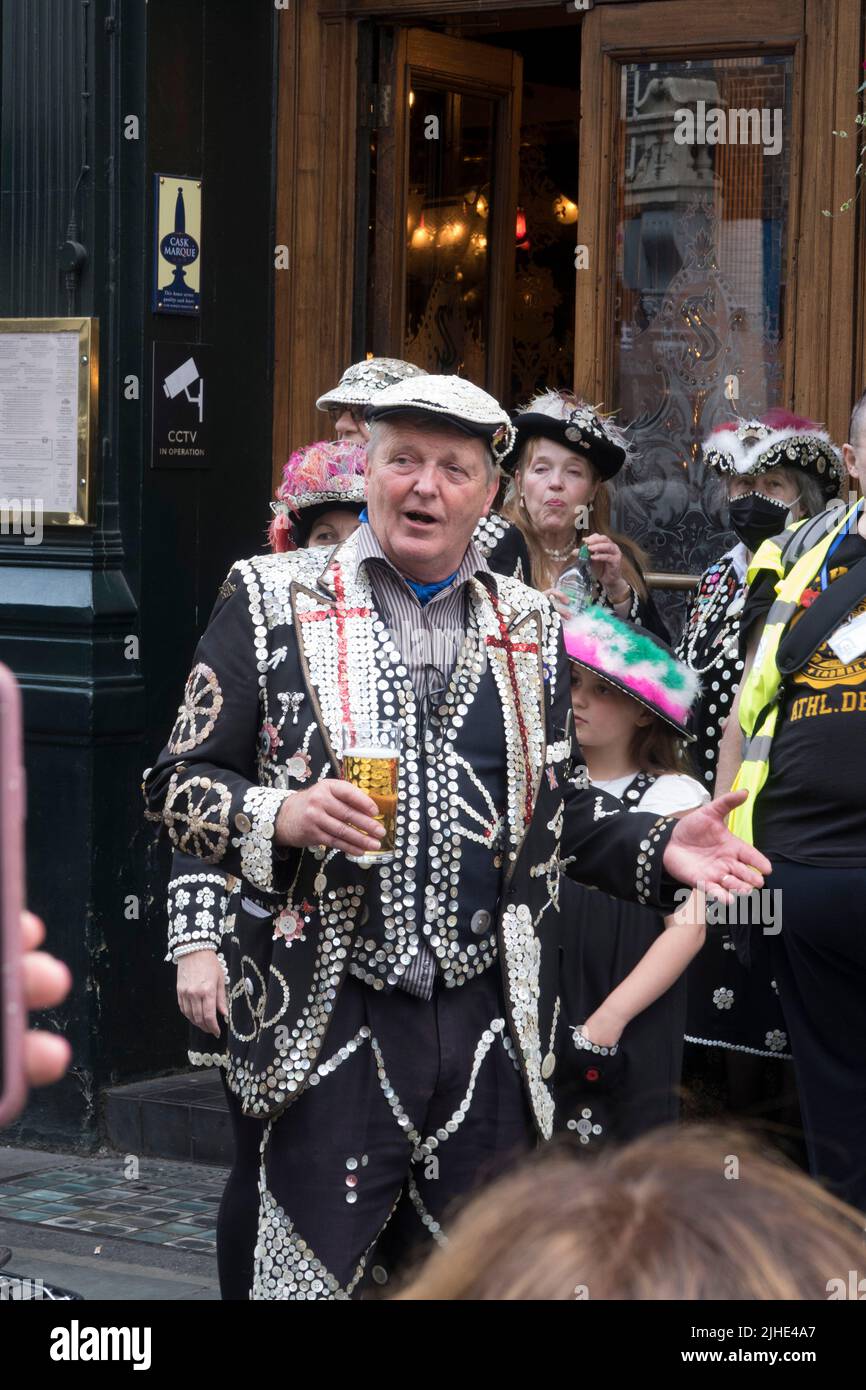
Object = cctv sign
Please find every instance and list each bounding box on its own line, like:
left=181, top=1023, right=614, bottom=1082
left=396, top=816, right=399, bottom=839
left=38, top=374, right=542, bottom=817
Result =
left=151, top=342, right=210, bottom=468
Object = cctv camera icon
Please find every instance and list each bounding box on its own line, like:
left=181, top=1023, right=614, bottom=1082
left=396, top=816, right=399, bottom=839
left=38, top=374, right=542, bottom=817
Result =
left=163, top=356, right=204, bottom=423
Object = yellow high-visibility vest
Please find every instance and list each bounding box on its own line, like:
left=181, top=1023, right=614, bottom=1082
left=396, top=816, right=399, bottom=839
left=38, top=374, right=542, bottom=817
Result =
left=728, top=500, right=861, bottom=843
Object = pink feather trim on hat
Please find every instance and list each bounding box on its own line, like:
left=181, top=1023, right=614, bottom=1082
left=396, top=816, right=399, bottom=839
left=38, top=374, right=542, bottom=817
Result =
left=275, top=439, right=367, bottom=512
left=563, top=606, right=700, bottom=727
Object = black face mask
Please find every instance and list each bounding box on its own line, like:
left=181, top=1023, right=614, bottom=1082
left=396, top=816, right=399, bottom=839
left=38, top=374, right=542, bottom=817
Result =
left=728, top=492, right=791, bottom=550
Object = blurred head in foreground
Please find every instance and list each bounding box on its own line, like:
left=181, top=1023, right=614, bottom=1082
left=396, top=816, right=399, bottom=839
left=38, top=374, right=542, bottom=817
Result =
left=396, top=1125, right=866, bottom=1300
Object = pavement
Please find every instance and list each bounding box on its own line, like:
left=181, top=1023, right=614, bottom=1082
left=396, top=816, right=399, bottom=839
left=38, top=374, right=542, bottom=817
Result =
left=0, top=1144, right=222, bottom=1300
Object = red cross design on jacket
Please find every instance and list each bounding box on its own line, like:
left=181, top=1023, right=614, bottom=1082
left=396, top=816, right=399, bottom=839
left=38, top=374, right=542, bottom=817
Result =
left=297, top=564, right=370, bottom=731
left=486, top=594, right=538, bottom=827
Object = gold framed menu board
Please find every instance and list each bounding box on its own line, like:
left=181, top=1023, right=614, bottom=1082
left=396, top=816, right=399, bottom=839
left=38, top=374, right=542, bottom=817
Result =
left=0, top=317, right=98, bottom=529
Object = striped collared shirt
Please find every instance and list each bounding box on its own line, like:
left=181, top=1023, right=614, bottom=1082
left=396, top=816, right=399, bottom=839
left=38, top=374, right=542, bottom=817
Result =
left=354, top=522, right=495, bottom=695
left=352, top=522, right=497, bottom=999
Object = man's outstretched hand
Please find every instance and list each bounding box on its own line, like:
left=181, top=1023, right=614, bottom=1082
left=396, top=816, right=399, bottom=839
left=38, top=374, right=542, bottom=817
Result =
left=662, top=790, right=771, bottom=900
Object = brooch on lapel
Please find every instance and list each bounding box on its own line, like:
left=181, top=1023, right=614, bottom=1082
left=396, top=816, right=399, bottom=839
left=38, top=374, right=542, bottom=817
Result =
left=279, top=691, right=306, bottom=725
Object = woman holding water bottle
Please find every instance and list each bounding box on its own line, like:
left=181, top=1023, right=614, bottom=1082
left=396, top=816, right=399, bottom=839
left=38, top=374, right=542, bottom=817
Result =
left=502, top=390, right=669, bottom=639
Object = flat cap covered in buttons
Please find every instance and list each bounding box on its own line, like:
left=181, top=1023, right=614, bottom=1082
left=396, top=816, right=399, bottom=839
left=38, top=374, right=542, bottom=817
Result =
left=316, top=358, right=426, bottom=412
left=366, top=373, right=516, bottom=465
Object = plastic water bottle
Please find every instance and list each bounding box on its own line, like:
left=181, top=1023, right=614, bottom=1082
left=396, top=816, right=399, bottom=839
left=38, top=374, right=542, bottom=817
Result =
left=557, top=543, right=593, bottom=616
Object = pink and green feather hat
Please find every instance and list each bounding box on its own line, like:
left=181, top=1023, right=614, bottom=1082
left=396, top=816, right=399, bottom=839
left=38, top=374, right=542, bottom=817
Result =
left=268, top=439, right=367, bottom=551
left=563, top=605, right=701, bottom=739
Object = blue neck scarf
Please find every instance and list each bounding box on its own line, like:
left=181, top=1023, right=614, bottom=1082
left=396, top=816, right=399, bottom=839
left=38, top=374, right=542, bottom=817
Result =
left=405, top=571, right=460, bottom=606
left=359, top=511, right=458, bottom=606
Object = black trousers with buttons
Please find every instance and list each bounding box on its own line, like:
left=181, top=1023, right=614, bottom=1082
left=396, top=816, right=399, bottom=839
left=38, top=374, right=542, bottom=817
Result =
left=218, top=965, right=536, bottom=1299
left=217, top=1067, right=267, bottom=1300
left=767, top=860, right=866, bottom=1213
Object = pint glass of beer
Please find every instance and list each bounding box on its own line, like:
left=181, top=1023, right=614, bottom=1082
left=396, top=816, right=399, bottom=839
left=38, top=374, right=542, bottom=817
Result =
left=340, top=718, right=401, bottom=866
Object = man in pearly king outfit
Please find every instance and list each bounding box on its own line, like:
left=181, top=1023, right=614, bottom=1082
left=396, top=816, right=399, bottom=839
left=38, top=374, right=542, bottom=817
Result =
left=143, top=375, right=769, bottom=1300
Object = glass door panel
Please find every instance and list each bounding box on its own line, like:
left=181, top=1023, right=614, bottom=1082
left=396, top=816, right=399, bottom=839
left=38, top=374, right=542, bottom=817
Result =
left=369, top=29, right=522, bottom=400
left=612, top=55, right=795, bottom=581
left=576, top=0, right=814, bottom=618
left=404, top=87, right=497, bottom=382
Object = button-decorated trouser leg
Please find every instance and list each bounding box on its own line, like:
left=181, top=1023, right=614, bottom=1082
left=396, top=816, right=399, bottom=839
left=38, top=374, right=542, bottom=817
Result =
left=401, top=965, right=536, bottom=1246
left=250, top=968, right=536, bottom=1298
left=217, top=1067, right=268, bottom=1300
left=252, top=974, right=438, bottom=1299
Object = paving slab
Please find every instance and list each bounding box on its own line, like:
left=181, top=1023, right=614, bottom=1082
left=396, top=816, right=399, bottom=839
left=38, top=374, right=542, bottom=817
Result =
left=0, top=1146, right=227, bottom=1300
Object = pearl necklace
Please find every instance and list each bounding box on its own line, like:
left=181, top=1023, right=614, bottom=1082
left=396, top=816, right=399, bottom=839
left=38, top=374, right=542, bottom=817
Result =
left=542, top=537, right=578, bottom=561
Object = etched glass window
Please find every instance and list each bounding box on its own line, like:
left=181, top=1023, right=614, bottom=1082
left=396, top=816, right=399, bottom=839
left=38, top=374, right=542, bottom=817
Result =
left=609, top=56, right=794, bottom=588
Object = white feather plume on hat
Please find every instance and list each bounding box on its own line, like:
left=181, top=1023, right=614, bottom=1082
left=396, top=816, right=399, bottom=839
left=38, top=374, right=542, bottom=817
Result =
left=704, top=417, right=843, bottom=495
left=702, top=419, right=772, bottom=475
left=520, top=390, right=632, bottom=458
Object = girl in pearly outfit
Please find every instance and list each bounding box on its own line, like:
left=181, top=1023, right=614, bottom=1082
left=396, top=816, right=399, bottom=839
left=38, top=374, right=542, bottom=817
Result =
left=555, top=606, right=708, bottom=1145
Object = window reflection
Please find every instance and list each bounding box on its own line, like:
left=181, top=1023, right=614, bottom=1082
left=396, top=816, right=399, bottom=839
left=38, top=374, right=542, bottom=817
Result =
left=404, top=87, right=496, bottom=382
left=610, top=56, right=794, bottom=590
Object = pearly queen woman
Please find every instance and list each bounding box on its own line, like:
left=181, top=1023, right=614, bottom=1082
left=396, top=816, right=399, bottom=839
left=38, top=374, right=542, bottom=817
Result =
left=144, top=373, right=769, bottom=1301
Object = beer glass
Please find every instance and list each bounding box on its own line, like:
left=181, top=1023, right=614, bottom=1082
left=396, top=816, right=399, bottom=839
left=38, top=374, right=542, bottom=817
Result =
left=339, top=718, right=401, bottom=866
